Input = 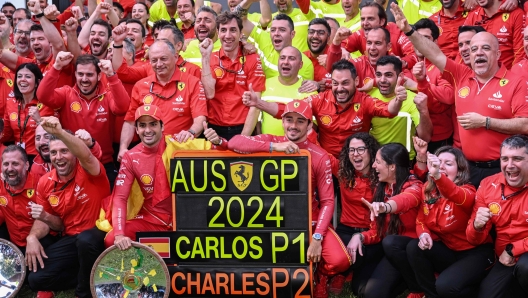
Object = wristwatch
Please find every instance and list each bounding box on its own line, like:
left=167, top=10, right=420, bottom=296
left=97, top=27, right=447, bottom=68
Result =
left=312, top=233, right=323, bottom=241
left=188, top=129, right=196, bottom=137
left=405, top=25, right=416, bottom=37
left=505, top=243, right=514, bottom=257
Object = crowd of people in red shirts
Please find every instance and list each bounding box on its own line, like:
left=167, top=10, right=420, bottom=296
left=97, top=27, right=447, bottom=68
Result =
left=0, top=0, right=526, bottom=296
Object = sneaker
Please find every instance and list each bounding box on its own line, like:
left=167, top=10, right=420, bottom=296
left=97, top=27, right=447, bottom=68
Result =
left=407, top=293, right=425, bottom=298
left=36, top=291, right=55, bottom=298
left=329, top=274, right=346, bottom=295
left=314, top=272, right=329, bottom=298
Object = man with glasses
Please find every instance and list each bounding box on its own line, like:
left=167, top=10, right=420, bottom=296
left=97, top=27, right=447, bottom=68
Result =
left=304, top=18, right=333, bottom=84
left=200, top=11, right=264, bottom=139
left=120, top=40, right=206, bottom=159
left=13, top=19, right=35, bottom=58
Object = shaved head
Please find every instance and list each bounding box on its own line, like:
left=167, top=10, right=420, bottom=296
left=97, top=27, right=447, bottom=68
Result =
left=281, top=46, right=301, bottom=60
left=471, top=32, right=499, bottom=50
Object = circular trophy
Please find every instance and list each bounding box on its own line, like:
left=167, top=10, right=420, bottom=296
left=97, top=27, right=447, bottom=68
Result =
left=90, top=243, right=170, bottom=298
left=0, top=239, right=26, bottom=298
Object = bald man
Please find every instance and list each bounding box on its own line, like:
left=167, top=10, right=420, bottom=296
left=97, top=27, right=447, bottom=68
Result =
left=392, top=3, right=528, bottom=188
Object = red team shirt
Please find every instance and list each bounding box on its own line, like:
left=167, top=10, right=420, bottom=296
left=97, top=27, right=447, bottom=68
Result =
left=37, top=161, right=110, bottom=236
left=463, top=7, right=526, bottom=69
left=442, top=58, right=528, bottom=161
left=430, top=5, right=469, bottom=60
left=117, top=56, right=201, bottom=85
left=207, top=49, right=265, bottom=126
left=125, top=67, right=207, bottom=134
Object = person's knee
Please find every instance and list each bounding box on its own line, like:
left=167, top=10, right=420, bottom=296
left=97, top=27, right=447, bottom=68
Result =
left=436, top=273, right=463, bottom=298
left=28, top=271, right=48, bottom=291
left=406, top=239, right=422, bottom=260
left=382, top=235, right=402, bottom=258
left=76, top=228, right=105, bottom=252
left=514, top=254, right=528, bottom=283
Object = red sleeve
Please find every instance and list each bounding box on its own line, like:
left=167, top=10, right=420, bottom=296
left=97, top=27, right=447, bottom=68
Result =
left=111, top=153, right=136, bottom=236
left=190, top=80, right=208, bottom=119
left=313, top=154, right=335, bottom=236
left=365, top=94, right=395, bottom=118
left=35, top=66, right=67, bottom=110
left=1, top=108, right=13, bottom=143
left=116, top=62, right=150, bottom=84
left=106, top=74, right=131, bottom=116
left=510, top=78, right=528, bottom=117
left=341, top=31, right=362, bottom=54
left=326, top=43, right=343, bottom=72
left=124, top=84, right=142, bottom=122
left=227, top=134, right=277, bottom=153
left=511, top=236, right=528, bottom=257
left=412, top=164, right=428, bottom=182
left=186, top=63, right=202, bottom=79
left=466, top=187, right=492, bottom=246
left=90, top=140, right=103, bottom=160
left=391, top=180, right=422, bottom=213
left=362, top=218, right=381, bottom=245
left=296, top=0, right=310, bottom=14
left=415, top=202, right=433, bottom=236
left=273, top=102, right=286, bottom=119
left=36, top=176, right=56, bottom=216
left=329, top=153, right=339, bottom=176
left=441, top=58, right=472, bottom=86
left=417, top=75, right=455, bottom=106
left=314, top=64, right=330, bottom=83
left=511, top=10, right=526, bottom=67
left=15, top=56, right=34, bottom=70
left=247, top=56, right=266, bottom=92
left=435, top=177, right=476, bottom=211
left=56, top=4, right=74, bottom=24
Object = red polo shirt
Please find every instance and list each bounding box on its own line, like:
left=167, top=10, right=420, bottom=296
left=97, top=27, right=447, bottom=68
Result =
left=510, top=58, right=528, bottom=101
left=463, top=7, right=525, bottom=69
left=1, top=98, right=54, bottom=155
left=467, top=173, right=528, bottom=257
left=430, top=5, right=469, bottom=60
left=442, top=59, right=528, bottom=161
left=416, top=61, right=454, bottom=142
left=0, top=173, right=39, bottom=247
left=207, top=48, right=265, bottom=126
left=37, top=67, right=130, bottom=164
left=303, top=47, right=331, bottom=83
left=37, top=161, right=110, bottom=236
left=117, top=56, right=201, bottom=84
left=181, top=24, right=196, bottom=40
left=126, top=67, right=207, bottom=134
left=0, top=65, right=15, bottom=121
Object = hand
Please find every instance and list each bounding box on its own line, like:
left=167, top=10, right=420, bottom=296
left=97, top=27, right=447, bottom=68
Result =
left=53, top=51, right=74, bottom=70
left=357, top=79, right=374, bottom=92
left=25, top=235, right=47, bottom=272
left=427, top=152, right=442, bottom=179
left=390, top=3, right=412, bottom=34
left=114, top=235, right=133, bottom=250
left=28, top=202, right=46, bottom=220
left=28, top=106, right=41, bottom=123
left=418, top=233, right=433, bottom=250
left=333, top=27, right=352, bottom=45
left=112, top=24, right=128, bottom=44
left=70, top=6, right=83, bottom=20
left=413, top=92, right=428, bottom=113
left=317, top=54, right=327, bottom=67
left=499, top=0, right=518, bottom=10
left=241, top=40, right=257, bottom=55
left=98, top=59, right=114, bottom=76
left=27, top=0, right=42, bottom=14
left=457, top=112, right=486, bottom=130
left=298, top=80, right=319, bottom=93
left=173, top=130, right=194, bottom=143
left=75, top=129, right=93, bottom=147
left=199, top=38, right=213, bottom=57
left=40, top=116, right=63, bottom=135
left=341, top=48, right=350, bottom=60
left=412, top=136, right=428, bottom=157
left=64, top=17, right=78, bottom=33
left=347, top=234, right=363, bottom=264
left=462, top=0, right=476, bottom=10
left=499, top=249, right=516, bottom=266
left=272, top=141, right=299, bottom=154
left=473, top=207, right=491, bottom=230
left=412, top=61, right=426, bottom=81
left=203, top=121, right=221, bottom=145
left=307, top=238, right=322, bottom=263
left=395, top=85, right=407, bottom=103
left=43, top=4, right=60, bottom=20
left=362, top=198, right=387, bottom=221
left=96, top=2, right=112, bottom=15
left=117, top=147, right=128, bottom=162
left=242, top=83, right=259, bottom=107
left=180, top=11, right=194, bottom=22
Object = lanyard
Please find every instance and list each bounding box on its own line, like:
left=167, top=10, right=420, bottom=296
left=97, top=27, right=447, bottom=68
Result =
left=5, top=181, right=22, bottom=197
left=53, top=178, right=74, bottom=192
left=17, top=104, right=31, bottom=145
left=501, top=184, right=528, bottom=200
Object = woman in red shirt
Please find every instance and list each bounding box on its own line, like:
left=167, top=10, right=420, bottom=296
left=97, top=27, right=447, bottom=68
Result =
left=1, top=63, right=53, bottom=165
left=407, top=145, right=494, bottom=298
left=131, top=3, right=154, bottom=46
left=348, top=143, right=423, bottom=298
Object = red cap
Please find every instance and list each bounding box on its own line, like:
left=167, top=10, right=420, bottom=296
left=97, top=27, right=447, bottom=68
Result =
left=281, top=100, right=312, bottom=120
left=135, top=105, right=162, bottom=121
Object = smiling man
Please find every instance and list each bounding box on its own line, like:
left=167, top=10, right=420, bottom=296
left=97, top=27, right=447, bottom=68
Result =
left=181, top=6, right=221, bottom=67
left=13, top=19, right=35, bottom=58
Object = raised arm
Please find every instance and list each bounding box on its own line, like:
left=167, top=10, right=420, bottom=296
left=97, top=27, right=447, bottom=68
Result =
left=111, top=24, right=128, bottom=71
left=78, top=2, right=112, bottom=50
left=200, top=38, right=216, bottom=99
left=40, top=4, right=67, bottom=55
left=413, top=92, right=433, bottom=142
left=64, top=17, right=82, bottom=60
left=258, top=0, right=272, bottom=28
left=36, top=52, right=73, bottom=109
left=237, top=0, right=257, bottom=37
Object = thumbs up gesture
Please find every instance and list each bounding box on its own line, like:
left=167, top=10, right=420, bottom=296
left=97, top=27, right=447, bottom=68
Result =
left=395, top=76, right=408, bottom=103
left=242, top=83, right=259, bottom=107
left=203, top=121, right=221, bottom=145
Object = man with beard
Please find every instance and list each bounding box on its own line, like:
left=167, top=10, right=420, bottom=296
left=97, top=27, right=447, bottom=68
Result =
left=13, top=19, right=35, bottom=58
left=36, top=53, right=130, bottom=187
left=74, top=4, right=116, bottom=60
left=1, top=3, right=15, bottom=26
left=392, top=3, right=528, bottom=188
left=260, top=46, right=317, bottom=136
left=0, top=145, right=55, bottom=253
left=368, top=55, right=432, bottom=159
left=181, top=6, right=220, bottom=67
left=200, top=12, right=265, bottom=139
left=304, top=18, right=331, bottom=73
left=239, top=10, right=315, bottom=80
left=243, top=59, right=405, bottom=158
left=412, top=18, right=454, bottom=154
left=149, top=0, right=221, bottom=27
left=429, top=0, right=469, bottom=60
left=13, top=8, right=31, bottom=29
left=118, top=41, right=206, bottom=160
left=31, top=124, right=103, bottom=181
left=25, top=116, right=110, bottom=298
left=463, top=0, right=525, bottom=69
left=208, top=100, right=351, bottom=298
left=335, top=2, right=415, bottom=70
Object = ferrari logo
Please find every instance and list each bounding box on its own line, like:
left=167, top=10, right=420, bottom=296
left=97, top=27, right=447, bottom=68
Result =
left=27, top=189, right=34, bottom=198
left=178, top=82, right=185, bottom=91
left=502, top=13, right=509, bottom=22
left=462, top=11, right=468, bottom=17
left=144, top=106, right=151, bottom=111
left=180, top=67, right=186, bottom=72
left=230, top=162, right=253, bottom=192
left=499, top=79, right=509, bottom=86
left=294, top=102, right=300, bottom=108
left=354, top=103, right=360, bottom=112
left=37, top=103, right=43, bottom=110
left=6, top=79, right=12, bottom=87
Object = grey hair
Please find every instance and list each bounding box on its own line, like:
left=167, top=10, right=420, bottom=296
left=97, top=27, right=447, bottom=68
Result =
left=123, top=38, right=136, bottom=58
left=152, top=39, right=175, bottom=55
left=501, top=135, right=528, bottom=154
left=15, top=18, right=35, bottom=31
left=197, top=6, right=217, bottom=18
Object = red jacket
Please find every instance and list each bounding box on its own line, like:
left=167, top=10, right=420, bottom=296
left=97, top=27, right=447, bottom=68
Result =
left=430, top=5, right=469, bottom=60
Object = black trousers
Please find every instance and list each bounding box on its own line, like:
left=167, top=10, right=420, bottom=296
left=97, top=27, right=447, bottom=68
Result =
left=208, top=123, right=245, bottom=140
left=479, top=252, right=528, bottom=298
left=28, top=228, right=107, bottom=298
left=427, top=136, right=453, bottom=155
left=469, top=163, right=500, bottom=189
left=104, top=162, right=118, bottom=191
left=407, top=239, right=495, bottom=298
left=365, top=235, right=422, bottom=298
